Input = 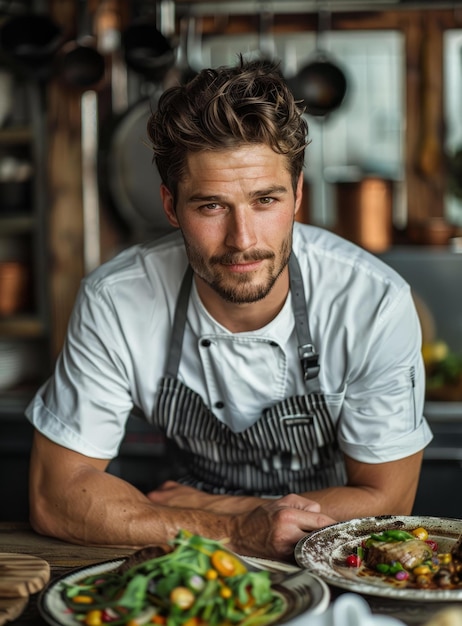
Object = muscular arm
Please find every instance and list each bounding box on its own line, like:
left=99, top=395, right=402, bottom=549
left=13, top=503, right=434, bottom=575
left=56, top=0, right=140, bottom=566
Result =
left=147, top=451, right=424, bottom=520
left=304, top=451, right=424, bottom=519
left=29, top=430, right=335, bottom=561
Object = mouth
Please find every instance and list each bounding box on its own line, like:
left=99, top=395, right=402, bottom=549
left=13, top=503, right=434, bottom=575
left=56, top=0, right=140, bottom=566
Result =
left=213, top=251, right=273, bottom=274
left=221, top=260, right=264, bottom=273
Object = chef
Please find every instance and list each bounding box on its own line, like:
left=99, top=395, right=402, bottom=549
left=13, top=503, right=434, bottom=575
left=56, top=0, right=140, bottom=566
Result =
left=26, top=57, right=432, bottom=561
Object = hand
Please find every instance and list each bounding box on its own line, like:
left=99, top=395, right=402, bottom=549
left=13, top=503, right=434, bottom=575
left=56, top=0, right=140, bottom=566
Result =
left=232, top=493, right=337, bottom=561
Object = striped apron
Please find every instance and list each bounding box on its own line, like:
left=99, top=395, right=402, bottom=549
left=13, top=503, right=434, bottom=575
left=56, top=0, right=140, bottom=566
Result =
left=154, top=252, right=347, bottom=496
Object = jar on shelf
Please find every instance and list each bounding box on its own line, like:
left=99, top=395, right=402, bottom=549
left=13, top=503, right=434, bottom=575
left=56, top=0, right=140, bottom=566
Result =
left=0, top=156, right=33, bottom=213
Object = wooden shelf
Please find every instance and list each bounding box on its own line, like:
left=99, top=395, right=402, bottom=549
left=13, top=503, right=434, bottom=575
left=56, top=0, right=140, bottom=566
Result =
left=0, top=127, right=33, bottom=145
left=0, top=214, right=34, bottom=234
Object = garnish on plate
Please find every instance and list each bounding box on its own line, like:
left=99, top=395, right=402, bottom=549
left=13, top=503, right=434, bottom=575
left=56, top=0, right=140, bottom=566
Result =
left=61, top=530, right=285, bottom=626
left=345, top=526, right=462, bottom=589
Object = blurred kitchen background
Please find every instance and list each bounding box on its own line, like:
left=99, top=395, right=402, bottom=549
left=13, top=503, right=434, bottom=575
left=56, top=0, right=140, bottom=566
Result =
left=0, top=0, right=462, bottom=521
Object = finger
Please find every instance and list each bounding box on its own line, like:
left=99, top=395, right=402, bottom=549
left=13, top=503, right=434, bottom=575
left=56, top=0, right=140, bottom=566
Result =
left=146, top=490, right=159, bottom=501
left=277, top=493, right=322, bottom=512
left=277, top=506, right=336, bottom=532
left=302, top=500, right=321, bottom=513
left=157, top=480, right=181, bottom=491
left=305, top=512, right=337, bottom=529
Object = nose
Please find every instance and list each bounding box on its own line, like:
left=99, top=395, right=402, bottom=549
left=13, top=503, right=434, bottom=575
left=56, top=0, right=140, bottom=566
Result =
left=224, top=207, right=257, bottom=251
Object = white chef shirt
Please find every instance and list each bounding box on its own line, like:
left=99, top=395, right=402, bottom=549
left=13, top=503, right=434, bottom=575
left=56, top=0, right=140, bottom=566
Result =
left=25, top=223, right=433, bottom=463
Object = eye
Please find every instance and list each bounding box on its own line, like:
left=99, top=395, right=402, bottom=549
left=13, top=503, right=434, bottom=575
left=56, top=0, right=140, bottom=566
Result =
left=258, top=196, right=275, bottom=205
left=199, top=202, right=224, bottom=213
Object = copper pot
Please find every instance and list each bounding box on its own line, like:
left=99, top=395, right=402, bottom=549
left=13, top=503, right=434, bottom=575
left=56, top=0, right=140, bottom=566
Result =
left=334, top=178, right=393, bottom=253
left=0, top=262, right=31, bottom=316
left=407, top=218, right=456, bottom=247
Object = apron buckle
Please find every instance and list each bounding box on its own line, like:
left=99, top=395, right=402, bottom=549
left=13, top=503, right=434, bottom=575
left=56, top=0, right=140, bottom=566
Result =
left=298, top=343, right=320, bottom=381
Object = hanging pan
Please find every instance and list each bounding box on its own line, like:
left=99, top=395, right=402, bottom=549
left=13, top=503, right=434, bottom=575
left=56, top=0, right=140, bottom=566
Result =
left=99, top=95, right=175, bottom=241
left=121, top=15, right=175, bottom=83
left=55, top=0, right=105, bottom=90
left=100, top=2, right=178, bottom=241
left=0, top=12, right=64, bottom=80
left=287, top=8, right=347, bottom=117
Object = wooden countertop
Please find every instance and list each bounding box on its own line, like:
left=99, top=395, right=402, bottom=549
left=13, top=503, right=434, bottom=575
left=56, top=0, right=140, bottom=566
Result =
left=0, top=522, right=457, bottom=626
left=0, top=523, right=135, bottom=625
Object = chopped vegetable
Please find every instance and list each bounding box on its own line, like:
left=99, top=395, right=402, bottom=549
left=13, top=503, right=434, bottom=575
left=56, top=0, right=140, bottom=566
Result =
left=61, top=531, right=285, bottom=626
left=170, top=587, right=195, bottom=610
left=345, top=526, right=462, bottom=591
left=345, top=554, right=361, bottom=568
left=412, top=527, right=429, bottom=541
left=425, top=539, right=439, bottom=552
left=211, top=549, right=247, bottom=577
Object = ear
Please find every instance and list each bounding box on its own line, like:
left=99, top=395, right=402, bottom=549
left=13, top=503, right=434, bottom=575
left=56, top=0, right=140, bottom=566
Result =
left=294, top=172, right=304, bottom=218
left=160, top=184, right=180, bottom=227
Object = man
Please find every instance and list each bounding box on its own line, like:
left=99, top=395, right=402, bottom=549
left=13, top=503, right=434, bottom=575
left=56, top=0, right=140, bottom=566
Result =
left=26, top=58, right=432, bottom=561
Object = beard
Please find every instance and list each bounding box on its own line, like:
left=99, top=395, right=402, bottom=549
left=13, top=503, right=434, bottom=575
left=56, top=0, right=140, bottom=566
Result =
left=182, top=232, right=293, bottom=304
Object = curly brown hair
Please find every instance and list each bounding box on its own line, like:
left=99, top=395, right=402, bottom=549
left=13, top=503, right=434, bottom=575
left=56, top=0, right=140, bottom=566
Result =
left=147, top=56, right=308, bottom=201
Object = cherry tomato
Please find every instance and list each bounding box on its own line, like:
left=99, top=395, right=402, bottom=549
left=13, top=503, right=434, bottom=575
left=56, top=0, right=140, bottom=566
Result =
left=85, top=611, right=103, bottom=626
left=210, top=550, right=247, bottom=577
left=438, top=552, right=452, bottom=565
left=425, top=539, right=439, bottom=552
left=345, top=554, right=362, bottom=568
left=412, top=527, right=429, bottom=541
left=219, top=585, right=232, bottom=599
left=73, top=595, right=94, bottom=604
left=170, top=587, right=195, bottom=610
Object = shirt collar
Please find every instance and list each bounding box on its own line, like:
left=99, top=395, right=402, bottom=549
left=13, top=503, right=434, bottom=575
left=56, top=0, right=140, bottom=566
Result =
left=189, top=278, right=295, bottom=347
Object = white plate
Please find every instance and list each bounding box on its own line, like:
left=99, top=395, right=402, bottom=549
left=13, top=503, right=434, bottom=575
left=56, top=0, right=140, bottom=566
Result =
left=39, top=556, right=330, bottom=626
left=295, top=515, right=462, bottom=602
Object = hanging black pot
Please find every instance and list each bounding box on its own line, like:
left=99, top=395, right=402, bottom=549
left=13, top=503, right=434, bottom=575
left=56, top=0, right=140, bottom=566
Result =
left=288, top=52, right=347, bottom=117
left=55, top=0, right=106, bottom=90
left=287, top=7, right=347, bottom=118
left=57, top=40, right=105, bottom=89
left=122, top=16, right=175, bottom=83
left=0, top=13, right=64, bottom=80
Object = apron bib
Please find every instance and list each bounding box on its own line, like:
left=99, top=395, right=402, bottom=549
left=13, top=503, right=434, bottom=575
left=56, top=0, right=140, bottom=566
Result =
left=154, top=253, right=346, bottom=496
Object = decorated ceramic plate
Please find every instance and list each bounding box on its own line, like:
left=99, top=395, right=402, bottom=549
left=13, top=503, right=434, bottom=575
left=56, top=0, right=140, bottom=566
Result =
left=39, top=556, right=330, bottom=626
left=295, top=515, right=462, bottom=602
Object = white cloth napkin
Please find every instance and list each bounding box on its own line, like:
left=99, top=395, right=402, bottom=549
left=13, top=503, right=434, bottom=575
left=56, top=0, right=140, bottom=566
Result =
left=287, top=593, right=406, bottom=626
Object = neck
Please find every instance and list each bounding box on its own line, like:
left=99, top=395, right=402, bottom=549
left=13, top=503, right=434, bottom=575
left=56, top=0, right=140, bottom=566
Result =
left=194, top=269, right=290, bottom=333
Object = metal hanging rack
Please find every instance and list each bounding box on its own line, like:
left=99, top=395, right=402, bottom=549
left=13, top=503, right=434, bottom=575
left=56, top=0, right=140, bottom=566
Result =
left=173, top=1, right=461, bottom=18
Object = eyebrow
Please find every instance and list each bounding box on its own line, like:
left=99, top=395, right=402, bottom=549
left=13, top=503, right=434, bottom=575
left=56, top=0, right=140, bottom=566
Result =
left=250, top=186, right=288, bottom=198
left=189, top=186, right=289, bottom=203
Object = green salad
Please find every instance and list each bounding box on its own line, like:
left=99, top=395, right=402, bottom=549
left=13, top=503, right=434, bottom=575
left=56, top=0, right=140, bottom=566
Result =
left=61, top=530, right=285, bottom=626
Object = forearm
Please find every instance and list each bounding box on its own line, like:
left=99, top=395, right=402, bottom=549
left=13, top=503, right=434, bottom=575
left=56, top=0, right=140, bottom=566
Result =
left=302, top=452, right=424, bottom=520
left=30, top=464, right=234, bottom=549
left=29, top=433, right=336, bottom=560
left=146, top=481, right=265, bottom=514
left=31, top=467, right=337, bottom=560
left=299, top=484, right=405, bottom=522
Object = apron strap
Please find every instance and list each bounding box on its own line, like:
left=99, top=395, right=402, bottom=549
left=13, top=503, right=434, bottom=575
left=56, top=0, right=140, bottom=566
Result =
left=289, top=252, right=321, bottom=393
left=166, top=255, right=321, bottom=393
left=164, top=265, right=194, bottom=378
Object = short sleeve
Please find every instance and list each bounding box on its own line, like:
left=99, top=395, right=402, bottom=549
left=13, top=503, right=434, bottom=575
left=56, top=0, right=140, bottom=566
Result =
left=337, top=284, right=433, bottom=463
left=25, top=281, right=134, bottom=458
